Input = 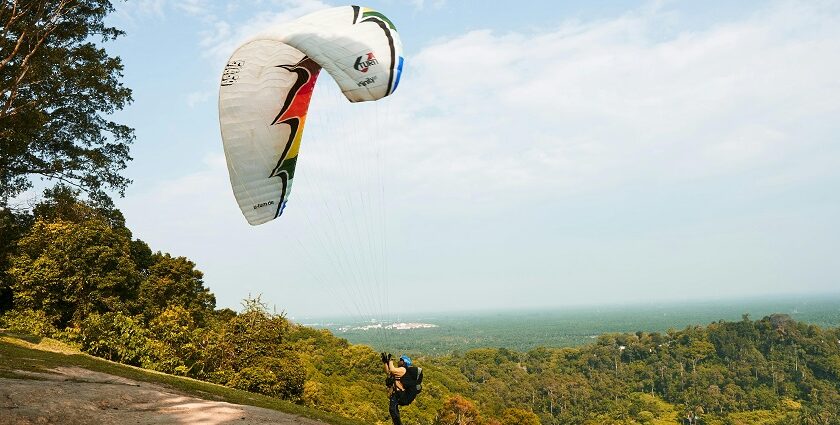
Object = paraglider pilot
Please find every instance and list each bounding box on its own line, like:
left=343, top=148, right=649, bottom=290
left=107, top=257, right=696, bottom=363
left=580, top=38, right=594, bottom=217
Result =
left=382, top=352, right=408, bottom=425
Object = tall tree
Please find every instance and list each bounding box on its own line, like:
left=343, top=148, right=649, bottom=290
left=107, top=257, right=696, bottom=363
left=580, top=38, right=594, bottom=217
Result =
left=499, top=408, right=540, bottom=425
left=8, top=213, right=140, bottom=326
left=137, top=252, right=216, bottom=324
left=434, top=395, right=483, bottom=425
left=0, top=206, right=32, bottom=311
left=0, top=0, right=133, bottom=206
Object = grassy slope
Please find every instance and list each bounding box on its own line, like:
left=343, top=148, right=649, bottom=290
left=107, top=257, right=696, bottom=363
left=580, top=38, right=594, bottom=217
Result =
left=0, top=331, right=365, bottom=425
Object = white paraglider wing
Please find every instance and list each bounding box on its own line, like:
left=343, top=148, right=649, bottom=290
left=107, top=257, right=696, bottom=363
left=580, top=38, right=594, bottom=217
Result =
left=219, top=6, right=403, bottom=225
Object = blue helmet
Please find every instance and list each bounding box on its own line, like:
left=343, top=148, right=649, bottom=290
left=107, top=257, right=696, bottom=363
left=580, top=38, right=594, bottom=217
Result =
left=399, top=355, right=412, bottom=367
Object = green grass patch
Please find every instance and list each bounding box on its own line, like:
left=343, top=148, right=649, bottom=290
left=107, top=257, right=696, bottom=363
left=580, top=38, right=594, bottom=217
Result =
left=0, top=331, right=365, bottom=425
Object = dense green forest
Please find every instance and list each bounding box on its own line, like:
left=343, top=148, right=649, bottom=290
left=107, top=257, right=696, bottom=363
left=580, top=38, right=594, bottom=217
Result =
left=2, top=2, right=840, bottom=425
left=2, top=194, right=840, bottom=424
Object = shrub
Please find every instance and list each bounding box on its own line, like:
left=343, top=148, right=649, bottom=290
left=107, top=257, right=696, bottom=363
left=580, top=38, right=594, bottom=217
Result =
left=73, top=312, right=153, bottom=366
left=259, top=356, right=306, bottom=401
left=228, top=366, right=279, bottom=396
left=0, top=309, right=59, bottom=337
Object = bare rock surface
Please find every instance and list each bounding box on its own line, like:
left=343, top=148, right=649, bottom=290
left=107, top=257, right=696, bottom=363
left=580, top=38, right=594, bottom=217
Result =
left=0, top=366, right=328, bottom=425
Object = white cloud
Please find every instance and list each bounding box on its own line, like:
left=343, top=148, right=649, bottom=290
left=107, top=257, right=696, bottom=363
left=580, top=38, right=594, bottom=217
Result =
left=112, top=0, right=167, bottom=22
left=122, top=153, right=236, bottom=243
left=176, top=0, right=209, bottom=18
left=186, top=90, right=214, bottom=108
left=408, top=0, right=446, bottom=11
left=195, top=0, right=333, bottom=62
left=370, top=1, right=840, bottom=213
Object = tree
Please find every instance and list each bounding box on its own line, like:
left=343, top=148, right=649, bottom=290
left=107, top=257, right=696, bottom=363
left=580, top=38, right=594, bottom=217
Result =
left=1, top=0, right=133, bottom=206
left=74, top=311, right=152, bottom=365
left=434, top=395, right=483, bottom=425
left=0, top=206, right=32, bottom=311
left=686, top=340, right=716, bottom=373
left=205, top=296, right=292, bottom=379
left=499, top=407, right=540, bottom=425
left=32, top=184, right=128, bottom=231
left=1, top=186, right=133, bottom=316
left=136, top=252, right=216, bottom=324
left=8, top=214, right=139, bottom=326
left=146, top=305, right=200, bottom=375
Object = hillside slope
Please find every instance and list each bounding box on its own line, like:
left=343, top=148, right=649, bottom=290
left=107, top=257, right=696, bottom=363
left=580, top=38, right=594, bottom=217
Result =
left=0, top=332, right=360, bottom=425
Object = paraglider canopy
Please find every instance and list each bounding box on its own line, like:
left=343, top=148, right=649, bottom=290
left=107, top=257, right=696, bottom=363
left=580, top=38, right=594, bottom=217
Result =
left=218, top=5, right=404, bottom=225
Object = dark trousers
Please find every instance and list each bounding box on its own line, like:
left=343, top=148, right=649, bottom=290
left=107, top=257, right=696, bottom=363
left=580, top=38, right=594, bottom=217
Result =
left=389, top=393, right=402, bottom=425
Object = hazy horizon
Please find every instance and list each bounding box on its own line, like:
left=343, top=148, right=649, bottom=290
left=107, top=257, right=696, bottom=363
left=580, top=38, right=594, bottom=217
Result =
left=292, top=291, right=840, bottom=322
left=296, top=292, right=840, bottom=354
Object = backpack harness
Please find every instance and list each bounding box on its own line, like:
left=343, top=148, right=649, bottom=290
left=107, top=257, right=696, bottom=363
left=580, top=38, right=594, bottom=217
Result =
left=391, top=365, right=423, bottom=406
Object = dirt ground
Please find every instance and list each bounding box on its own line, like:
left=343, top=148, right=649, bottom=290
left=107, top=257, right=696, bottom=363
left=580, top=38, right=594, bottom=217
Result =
left=0, top=366, right=329, bottom=425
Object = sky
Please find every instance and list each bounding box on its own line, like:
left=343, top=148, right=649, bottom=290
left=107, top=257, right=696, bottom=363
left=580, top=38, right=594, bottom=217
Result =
left=94, top=0, right=840, bottom=319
